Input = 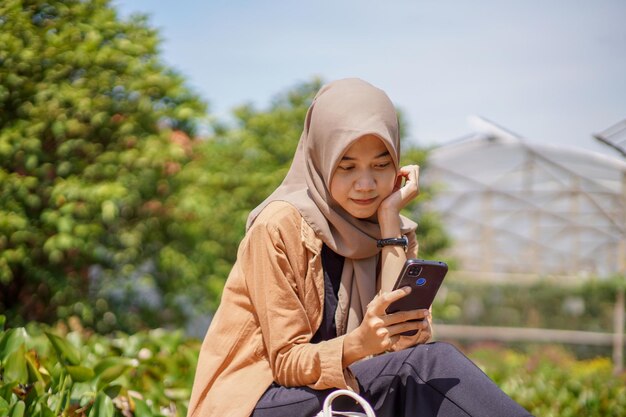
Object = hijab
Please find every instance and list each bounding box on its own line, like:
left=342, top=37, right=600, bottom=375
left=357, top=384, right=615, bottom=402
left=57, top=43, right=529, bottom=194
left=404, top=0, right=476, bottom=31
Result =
left=247, top=78, right=417, bottom=335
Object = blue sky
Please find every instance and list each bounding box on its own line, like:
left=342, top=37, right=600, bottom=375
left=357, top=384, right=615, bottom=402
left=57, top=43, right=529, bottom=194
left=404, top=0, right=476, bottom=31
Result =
left=114, top=0, right=625, bottom=156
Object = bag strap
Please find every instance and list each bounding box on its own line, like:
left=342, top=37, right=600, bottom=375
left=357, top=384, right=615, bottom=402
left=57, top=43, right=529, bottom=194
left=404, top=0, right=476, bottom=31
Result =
left=316, top=389, right=376, bottom=417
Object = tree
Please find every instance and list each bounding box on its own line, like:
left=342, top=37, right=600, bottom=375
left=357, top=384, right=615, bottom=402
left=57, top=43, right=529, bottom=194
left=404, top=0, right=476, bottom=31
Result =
left=0, top=0, right=448, bottom=334
left=0, top=0, right=205, bottom=330
left=159, top=80, right=322, bottom=330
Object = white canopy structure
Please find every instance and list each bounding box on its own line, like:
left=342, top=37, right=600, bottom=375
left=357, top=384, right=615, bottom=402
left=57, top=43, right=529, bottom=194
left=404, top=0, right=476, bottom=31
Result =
left=421, top=117, right=626, bottom=281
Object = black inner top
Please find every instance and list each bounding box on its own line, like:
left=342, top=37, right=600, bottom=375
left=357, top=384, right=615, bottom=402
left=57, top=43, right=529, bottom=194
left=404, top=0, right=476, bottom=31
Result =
left=310, top=244, right=344, bottom=343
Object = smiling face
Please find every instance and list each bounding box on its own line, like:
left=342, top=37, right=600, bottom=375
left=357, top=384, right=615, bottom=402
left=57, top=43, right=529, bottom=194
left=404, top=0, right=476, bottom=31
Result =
left=330, top=135, right=397, bottom=219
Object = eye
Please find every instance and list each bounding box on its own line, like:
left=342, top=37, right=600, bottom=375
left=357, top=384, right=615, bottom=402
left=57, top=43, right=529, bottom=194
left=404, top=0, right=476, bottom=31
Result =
left=338, top=165, right=354, bottom=171
left=374, top=162, right=391, bottom=169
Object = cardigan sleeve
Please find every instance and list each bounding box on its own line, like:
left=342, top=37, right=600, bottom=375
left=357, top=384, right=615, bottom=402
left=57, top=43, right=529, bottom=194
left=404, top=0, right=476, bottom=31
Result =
left=242, top=209, right=352, bottom=390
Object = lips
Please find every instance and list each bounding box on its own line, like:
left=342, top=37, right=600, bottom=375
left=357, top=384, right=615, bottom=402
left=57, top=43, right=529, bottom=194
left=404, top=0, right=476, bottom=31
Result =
left=351, top=197, right=377, bottom=205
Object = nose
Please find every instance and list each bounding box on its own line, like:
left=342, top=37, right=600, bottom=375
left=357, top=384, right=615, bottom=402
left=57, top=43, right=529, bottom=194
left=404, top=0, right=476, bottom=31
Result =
left=354, top=171, right=375, bottom=192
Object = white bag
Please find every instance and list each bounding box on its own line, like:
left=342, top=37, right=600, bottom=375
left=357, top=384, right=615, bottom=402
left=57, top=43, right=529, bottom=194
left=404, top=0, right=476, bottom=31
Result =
left=315, top=389, right=376, bottom=417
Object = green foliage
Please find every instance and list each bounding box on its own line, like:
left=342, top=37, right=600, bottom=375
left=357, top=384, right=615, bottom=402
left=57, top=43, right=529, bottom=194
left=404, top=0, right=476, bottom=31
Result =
left=434, top=277, right=619, bottom=331
left=2, top=319, right=624, bottom=416
left=469, top=344, right=626, bottom=417
left=0, top=318, right=199, bottom=417
left=0, top=0, right=205, bottom=329
left=401, top=146, right=451, bottom=259
left=0, top=1, right=449, bottom=331
left=432, top=276, right=625, bottom=358
left=157, top=80, right=322, bottom=315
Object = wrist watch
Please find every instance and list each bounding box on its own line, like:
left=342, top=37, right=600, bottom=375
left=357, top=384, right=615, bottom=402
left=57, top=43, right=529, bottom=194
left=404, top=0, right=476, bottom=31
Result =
left=376, top=235, right=408, bottom=250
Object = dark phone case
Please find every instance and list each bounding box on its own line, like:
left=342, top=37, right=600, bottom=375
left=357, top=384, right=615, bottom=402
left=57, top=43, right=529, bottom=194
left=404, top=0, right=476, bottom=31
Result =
left=386, top=259, right=448, bottom=336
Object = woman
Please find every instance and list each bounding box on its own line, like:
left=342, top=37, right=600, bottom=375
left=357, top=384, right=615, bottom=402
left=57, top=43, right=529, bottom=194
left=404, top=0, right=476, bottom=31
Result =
left=187, top=78, right=531, bottom=417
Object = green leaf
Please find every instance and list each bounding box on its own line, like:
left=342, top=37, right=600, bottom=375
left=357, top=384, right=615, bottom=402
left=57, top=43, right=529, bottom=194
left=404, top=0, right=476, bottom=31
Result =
left=44, top=332, right=81, bottom=366
left=29, top=401, right=56, bottom=417
left=31, top=380, right=47, bottom=398
left=0, top=384, right=16, bottom=405
left=66, top=365, right=95, bottom=382
left=9, top=401, right=25, bottom=417
left=25, top=350, right=47, bottom=386
left=133, top=398, right=152, bottom=417
left=164, top=387, right=189, bottom=400
left=103, top=384, right=122, bottom=399
left=94, top=357, right=135, bottom=389
left=0, top=397, right=9, bottom=416
left=0, top=328, right=27, bottom=360
left=88, top=392, right=115, bottom=417
left=3, top=344, right=28, bottom=383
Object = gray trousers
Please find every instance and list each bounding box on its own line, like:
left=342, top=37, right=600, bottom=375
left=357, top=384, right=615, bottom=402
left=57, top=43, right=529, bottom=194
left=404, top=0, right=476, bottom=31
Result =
left=251, top=342, right=532, bottom=417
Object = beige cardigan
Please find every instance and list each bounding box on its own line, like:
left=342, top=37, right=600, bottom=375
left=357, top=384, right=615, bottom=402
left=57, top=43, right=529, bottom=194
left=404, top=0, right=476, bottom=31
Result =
left=187, top=201, right=417, bottom=417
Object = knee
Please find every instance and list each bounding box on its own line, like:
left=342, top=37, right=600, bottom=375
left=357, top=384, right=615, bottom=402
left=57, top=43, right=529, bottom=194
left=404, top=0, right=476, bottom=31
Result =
left=425, top=341, right=460, bottom=357
left=401, top=342, right=470, bottom=380
left=394, top=342, right=462, bottom=381
left=406, top=341, right=458, bottom=356
left=405, top=342, right=465, bottom=367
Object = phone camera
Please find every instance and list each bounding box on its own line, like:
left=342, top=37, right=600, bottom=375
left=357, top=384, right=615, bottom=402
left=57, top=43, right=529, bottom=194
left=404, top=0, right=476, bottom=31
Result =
left=408, top=266, right=421, bottom=276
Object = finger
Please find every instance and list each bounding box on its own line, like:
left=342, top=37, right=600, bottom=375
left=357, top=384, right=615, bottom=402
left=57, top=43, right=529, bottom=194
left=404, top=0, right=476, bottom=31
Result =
left=399, top=165, right=419, bottom=181
left=393, top=173, right=404, bottom=192
left=402, top=165, right=419, bottom=185
left=384, top=308, right=430, bottom=326
left=372, top=287, right=411, bottom=315
left=387, top=320, right=424, bottom=337
left=370, top=287, right=411, bottom=316
left=416, top=321, right=433, bottom=344
left=397, top=168, right=419, bottom=202
left=416, top=327, right=432, bottom=344
left=386, top=336, right=395, bottom=350
left=376, top=327, right=390, bottom=338
left=388, top=334, right=400, bottom=350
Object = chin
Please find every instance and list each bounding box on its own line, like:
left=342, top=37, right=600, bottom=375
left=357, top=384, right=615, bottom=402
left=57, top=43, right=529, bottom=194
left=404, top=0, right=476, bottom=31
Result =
left=348, top=208, right=378, bottom=220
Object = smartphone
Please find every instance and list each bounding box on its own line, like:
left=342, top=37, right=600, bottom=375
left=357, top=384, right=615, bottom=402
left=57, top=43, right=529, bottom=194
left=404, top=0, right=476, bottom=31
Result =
left=386, top=259, right=448, bottom=335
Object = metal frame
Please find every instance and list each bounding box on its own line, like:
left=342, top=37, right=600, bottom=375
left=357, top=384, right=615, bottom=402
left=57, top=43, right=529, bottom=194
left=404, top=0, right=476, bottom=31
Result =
left=420, top=117, right=626, bottom=372
left=421, top=121, right=626, bottom=278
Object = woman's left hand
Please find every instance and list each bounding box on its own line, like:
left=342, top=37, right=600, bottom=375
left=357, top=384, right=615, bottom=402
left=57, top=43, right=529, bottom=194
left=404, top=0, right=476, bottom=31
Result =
left=377, top=164, right=420, bottom=217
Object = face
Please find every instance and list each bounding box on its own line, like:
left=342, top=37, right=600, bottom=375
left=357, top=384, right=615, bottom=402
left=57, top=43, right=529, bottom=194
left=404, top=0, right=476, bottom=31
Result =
left=330, top=135, right=397, bottom=219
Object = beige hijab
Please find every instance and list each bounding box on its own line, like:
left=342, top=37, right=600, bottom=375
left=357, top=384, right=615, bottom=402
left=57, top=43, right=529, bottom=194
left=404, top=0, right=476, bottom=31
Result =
left=247, top=78, right=417, bottom=335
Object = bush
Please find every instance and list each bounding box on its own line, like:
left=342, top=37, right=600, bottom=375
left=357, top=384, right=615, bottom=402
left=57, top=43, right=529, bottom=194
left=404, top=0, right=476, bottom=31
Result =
left=0, top=317, right=198, bottom=416
left=468, top=343, right=626, bottom=417
left=434, top=277, right=621, bottom=331
left=0, top=0, right=205, bottom=331
left=432, top=276, right=625, bottom=358
left=2, top=318, right=625, bottom=416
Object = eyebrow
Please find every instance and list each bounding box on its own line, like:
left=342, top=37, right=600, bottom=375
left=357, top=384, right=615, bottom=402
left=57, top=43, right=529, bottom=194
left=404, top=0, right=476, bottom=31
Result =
left=341, top=150, right=390, bottom=161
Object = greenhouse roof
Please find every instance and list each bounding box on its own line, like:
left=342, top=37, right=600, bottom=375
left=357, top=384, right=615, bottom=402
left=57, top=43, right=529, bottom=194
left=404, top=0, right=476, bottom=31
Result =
left=421, top=118, right=626, bottom=280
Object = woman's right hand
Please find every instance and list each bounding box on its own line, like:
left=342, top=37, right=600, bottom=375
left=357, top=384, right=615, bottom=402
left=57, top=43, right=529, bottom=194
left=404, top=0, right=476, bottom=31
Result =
left=342, top=287, right=429, bottom=366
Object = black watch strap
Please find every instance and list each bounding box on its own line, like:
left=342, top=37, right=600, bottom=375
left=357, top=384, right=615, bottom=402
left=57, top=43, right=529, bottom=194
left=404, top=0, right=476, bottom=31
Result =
left=376, top=235, right=408, bottom=249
